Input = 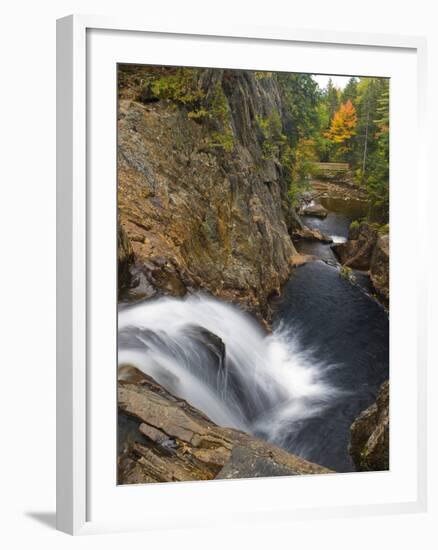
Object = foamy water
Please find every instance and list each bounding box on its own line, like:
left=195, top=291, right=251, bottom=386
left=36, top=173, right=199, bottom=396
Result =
left=118, top=294, right=340, bottom=449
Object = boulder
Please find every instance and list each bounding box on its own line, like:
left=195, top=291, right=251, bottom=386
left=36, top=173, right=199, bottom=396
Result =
left=182, top=325, right=226, bottom=371
left=301, top=203, right=328, bottom=218
left=349, top=381, right=389, bottom=471
left=332, top=222, right=378, bottom=270
left=293, top=225, right=333, bottom=243
left=117, top=366, right=332, bottom=483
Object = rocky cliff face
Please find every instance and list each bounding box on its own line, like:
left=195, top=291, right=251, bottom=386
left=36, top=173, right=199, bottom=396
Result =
left=118, top=366, right=331, bottom=483
left=349, top=381, right=389, bottom=471
left=117, top=66, right=299, bottom=322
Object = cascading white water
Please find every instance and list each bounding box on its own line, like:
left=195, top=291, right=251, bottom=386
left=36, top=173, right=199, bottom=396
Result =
left=330, top=235, right=347, bottom=244
left=118, top=294, right=340, bottom=451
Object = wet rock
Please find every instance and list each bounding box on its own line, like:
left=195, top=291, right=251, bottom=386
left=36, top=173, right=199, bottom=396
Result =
left=182, top=326, right=226, bottom=371
left=118, top=364, right=151, bottom=384
left=117, top=367, right=332, bottom=483
left=332, top=222, right=389, bottom=303
left=370, top=234, right=389, bottom=303
left=301, top=203, right=328, bottom=218
left=293, top=225, right=333, bottom=243
left=124, top=262, right=158, bottom=302
left=216, top=446, right=301, bottom=479
left=349, top=381, right=389, bottom=471
left=332, top=222, right=378, bottom=270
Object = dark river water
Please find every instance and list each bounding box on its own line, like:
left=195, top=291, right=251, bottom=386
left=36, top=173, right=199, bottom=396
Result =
left=118, top=196, right=389, bottom=475
left=271, top=197, right=389, bottom=472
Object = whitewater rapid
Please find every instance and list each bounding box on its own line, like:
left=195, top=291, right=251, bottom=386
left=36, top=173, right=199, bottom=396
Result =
left=118, top=294, right=340, bottom=451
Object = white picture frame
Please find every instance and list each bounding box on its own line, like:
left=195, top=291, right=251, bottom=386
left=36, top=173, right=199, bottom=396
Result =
left=56, top=14, right=428, bottom=535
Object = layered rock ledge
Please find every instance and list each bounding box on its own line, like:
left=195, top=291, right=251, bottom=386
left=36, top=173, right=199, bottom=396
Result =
left=118, top=366, right=332, bottom=484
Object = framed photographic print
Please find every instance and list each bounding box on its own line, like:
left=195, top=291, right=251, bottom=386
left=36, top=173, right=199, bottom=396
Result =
left=57, top=15, right=427, bottom=535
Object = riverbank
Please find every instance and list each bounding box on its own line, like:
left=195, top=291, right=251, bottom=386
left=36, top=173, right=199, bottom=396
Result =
left=297, top=179, right=389, bottom=306
left=310, top=178, right=368, bottom=202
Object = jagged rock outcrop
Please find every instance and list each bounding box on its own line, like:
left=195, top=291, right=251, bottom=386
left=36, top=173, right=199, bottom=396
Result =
left=118, top=366, right=332, bottom=483
left=349, top=381, right=389, bottom=471
left=370, top=234, right=389, bottom=303
left=332, top=222, right=378, bottom=270
left=117, top=66, right=299, bottom=321
left=293, top=225, right=333, bottom=243
left=332, top=221, right=389, bottom=302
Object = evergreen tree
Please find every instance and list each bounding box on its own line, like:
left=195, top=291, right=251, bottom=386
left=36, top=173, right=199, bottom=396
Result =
left=325, top=78, right=341, bottom=124
left=365, top=80, right=389, bottom=221
left=276, top=73, right=320, bottom=148
left=341, top=77, right=358, bottom=104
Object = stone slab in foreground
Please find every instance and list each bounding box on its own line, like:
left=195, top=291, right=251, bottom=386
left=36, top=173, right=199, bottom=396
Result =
left=118, top=366, right=332, bottom=484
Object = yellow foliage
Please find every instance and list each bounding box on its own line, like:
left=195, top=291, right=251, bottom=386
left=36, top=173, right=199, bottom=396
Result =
left=324, top=99, right=357, bottom=144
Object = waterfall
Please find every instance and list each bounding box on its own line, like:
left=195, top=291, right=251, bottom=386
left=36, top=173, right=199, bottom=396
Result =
left=118, top=294, right=340, bottom=452
left=330, top=235, right=347, bottom=244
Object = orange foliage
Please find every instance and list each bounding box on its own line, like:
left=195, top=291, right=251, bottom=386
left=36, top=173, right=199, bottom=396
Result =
left=324, top=100, right=357, bottom=144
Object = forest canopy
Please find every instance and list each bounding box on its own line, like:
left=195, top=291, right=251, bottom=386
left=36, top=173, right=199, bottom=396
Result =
left=256, top=73, right=389, bottom=222
left=130, top=67, right=389, bottom=223
left=307, top=75, right=390, bottom=222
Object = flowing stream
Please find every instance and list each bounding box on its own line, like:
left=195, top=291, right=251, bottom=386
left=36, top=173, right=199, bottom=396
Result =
left=118, top=197, right=389, bottom=472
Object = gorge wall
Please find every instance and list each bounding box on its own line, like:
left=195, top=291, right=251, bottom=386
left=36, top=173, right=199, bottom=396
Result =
left=117, top=66, right=300, bottom=322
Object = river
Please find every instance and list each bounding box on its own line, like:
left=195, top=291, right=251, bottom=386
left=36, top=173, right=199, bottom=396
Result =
left=118, top=196, right=389, bottom=473
left=271, top=196, right=389, bottom=471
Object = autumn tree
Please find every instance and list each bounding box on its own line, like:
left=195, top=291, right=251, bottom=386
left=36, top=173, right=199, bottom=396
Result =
left=324, top=100, right=357, bottom=157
